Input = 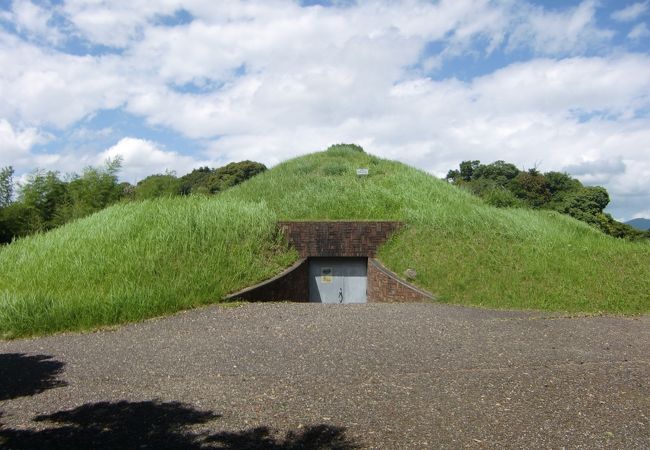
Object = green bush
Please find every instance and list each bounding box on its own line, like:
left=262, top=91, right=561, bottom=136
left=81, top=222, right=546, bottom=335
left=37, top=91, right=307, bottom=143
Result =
left=134, top=174, right=182, bottom=200
left=180, top=161, right=267, bottom=195
left=325, top=143, right=365, bottom=156
left=482, top=187, right=524, bottom=208
left=446, top=159, right=643, bottom=240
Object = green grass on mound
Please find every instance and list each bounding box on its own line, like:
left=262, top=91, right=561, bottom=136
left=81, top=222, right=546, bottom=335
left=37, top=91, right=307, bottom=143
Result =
left=224, top=149, right=650, bottom=315
left=1, top=145, right=649, bottom=338
left=0, top=197, right=295, bottom=338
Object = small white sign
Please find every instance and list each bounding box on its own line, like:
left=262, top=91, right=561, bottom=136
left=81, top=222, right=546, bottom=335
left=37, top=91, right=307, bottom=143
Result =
left=356, top=168, right=369, bottom=176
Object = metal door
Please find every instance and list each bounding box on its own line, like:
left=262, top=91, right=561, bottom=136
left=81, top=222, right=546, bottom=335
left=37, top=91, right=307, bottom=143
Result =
left=309, top=258, right=367, bottom=303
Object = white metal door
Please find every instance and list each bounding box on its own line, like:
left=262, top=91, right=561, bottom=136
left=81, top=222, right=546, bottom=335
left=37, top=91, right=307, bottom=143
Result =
left=309, top=258, right=367, bottom=303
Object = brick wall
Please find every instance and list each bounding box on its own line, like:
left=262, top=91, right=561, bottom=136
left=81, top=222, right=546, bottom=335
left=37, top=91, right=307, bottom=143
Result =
left=367, top=258, right=434, bottom=303
left=226, top=258, right=309, bottom=302
left=278, top=221, right=402, bottom=257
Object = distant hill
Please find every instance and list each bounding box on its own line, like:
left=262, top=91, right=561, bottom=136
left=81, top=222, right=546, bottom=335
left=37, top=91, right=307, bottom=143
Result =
left=626, top=218, right=650, bottom=230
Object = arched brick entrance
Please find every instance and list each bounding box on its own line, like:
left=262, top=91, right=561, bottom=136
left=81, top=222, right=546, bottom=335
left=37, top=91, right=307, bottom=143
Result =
left=225, top=221, right=434, bottom=303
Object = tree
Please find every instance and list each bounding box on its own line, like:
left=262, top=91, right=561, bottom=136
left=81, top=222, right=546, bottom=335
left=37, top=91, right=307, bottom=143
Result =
left=558, top=186, right=610, bottom=222
left=446, top=160, right=517, bottom=186
left=179, top=161, right=267, bottom=195
left=0, top=202, right=36, bottom=244
left=445, top=168, right=460, bottom=183
left=18, top=170, right=68, bottom=233
left=473, top=160, right=519, bottom=186
left=0, top=166, right=14, bottom=208
left=459, top=160, right=480, bottom=181
left=0, top=159, right=124, bottom=243
left=509, top=171, right=551, bottom=208
left=209, top=161, right=267, bottom=191
left=134, top=173, right=182, bottom=200
left=52, top=157, right=124, bottom=224
left=443, top=158, right=644, bottom=240
left=119, top=182, right=136, bottom=200
left=179, top=166, right=212, bottom=195
left=544, top=171, right=580, bottom=195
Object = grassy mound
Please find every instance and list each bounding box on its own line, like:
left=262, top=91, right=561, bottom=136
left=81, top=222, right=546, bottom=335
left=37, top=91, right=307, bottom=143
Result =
left=224, top=148, right=649, bottom=314
left=1, top=146, right=649, bottom=337
left=0, top=198, right=295, bottom=338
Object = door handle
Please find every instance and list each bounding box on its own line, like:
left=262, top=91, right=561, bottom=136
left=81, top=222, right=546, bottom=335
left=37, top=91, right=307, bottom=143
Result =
left=338, top=288, right=343, bottom=304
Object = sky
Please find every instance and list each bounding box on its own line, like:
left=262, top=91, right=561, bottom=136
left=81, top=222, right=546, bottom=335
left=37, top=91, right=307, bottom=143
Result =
left=0, top=0, right=649, bottom=220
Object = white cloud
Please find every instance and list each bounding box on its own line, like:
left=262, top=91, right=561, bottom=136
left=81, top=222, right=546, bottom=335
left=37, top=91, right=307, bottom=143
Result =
left=611, top=1, right=649, bottom=22
left=1, top=131, right=216, bottom=184
left=0, top=32, right=127, bottom=127
left=470, top=56, right=650, bottom=116
left=629, top=22, right=650, bottom=40
left=0, top=119, right=50, bottom=162
left=0, top=0, right=626, bottom=135
left=68, top=126, right=113, bottom=141
left=508, top=1, right=613, bottom=55
left=97, top=137, right=215, bottom=182
left=4, top=1, right=64, bottom=44
left=61, top=0, right=182, bottom=48
left=1, top=0, right=650, bottom=218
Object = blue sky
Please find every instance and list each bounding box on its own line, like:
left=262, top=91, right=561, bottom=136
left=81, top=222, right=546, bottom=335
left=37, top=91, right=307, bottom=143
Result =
left=0, top=0, right=649, bottom=219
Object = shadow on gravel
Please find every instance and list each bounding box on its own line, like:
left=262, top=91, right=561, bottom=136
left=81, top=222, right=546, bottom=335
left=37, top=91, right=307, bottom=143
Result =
left=0, top=353, right=67, bottom=401
left=0, top=400, right=359, bottom=450
left=0, top=400, right=218, bottom=450
left=206, top=424, right=360, bottom=449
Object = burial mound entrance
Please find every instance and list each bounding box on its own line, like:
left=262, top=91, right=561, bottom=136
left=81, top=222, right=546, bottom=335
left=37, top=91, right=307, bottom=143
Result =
left=225, top=221, right=433, bottom=303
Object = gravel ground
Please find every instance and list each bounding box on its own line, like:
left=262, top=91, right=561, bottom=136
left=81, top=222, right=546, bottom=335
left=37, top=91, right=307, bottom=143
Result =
left=0, top=302, right=649, bottom=449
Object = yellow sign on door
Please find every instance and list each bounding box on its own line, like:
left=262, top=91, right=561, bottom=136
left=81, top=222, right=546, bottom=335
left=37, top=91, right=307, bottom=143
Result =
left=321, top=267, right=333, bottom=283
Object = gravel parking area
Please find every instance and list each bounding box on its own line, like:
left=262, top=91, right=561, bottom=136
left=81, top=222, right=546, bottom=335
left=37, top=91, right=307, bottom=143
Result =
left=1, top=302, right=649, bottom=449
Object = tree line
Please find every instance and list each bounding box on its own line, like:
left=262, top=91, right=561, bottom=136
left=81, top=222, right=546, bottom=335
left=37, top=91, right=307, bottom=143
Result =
left=0, top=159, right=266, bottom=244
left=446, top=160, right=649, bottom=240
